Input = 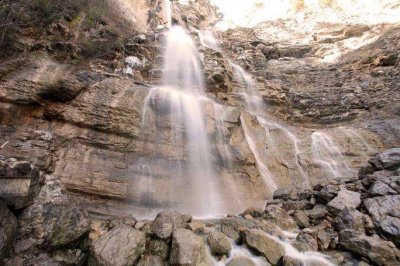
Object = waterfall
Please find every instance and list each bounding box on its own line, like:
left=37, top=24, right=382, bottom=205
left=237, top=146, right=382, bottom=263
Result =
left=241, top=114, right=278, bottom=194
left=311, top=131, right=354, bottom=179
left=230, top=61, right=265, bottom=114
left=163, top=0, right=172, bottom=28
left=199, top=30, right=221, bottom=51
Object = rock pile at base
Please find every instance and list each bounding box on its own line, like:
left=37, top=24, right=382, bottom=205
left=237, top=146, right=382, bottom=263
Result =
left=1, top=149, right=400, bottom=265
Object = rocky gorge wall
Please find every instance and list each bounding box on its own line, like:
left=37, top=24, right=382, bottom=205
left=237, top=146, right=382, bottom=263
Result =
left=0, top=0, right=399, bottom=216
left=1, top=0, right=400, bottom=265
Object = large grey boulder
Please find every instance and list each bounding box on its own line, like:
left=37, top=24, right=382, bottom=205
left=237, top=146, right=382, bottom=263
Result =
left=151, top=211, right=187, bottom=240
left=327, top=189, right=361, bottom=215
left=368, top=148, right=400, bottom=170
left=0, top=200, right=17, bottom=261
left=170, top=229, right=210, bottom=266
left=89, top=224, right=145, bottom=266
left=18, top=177, right=91, bottom=248
left=333, top=208, right=365, bottom=232
left=364, top=195, right=400, bottom=247
left=242, top=229, right=285, bottom=265
left=339, top=229, right=399, bottom=265
left=18, top=199, right=91, bottom=247
left=207, top=231, right=231, bottom=255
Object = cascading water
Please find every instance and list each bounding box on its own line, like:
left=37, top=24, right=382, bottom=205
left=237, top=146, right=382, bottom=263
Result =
left=258, top=118, right=310, bottom=190
left=142, top=25, right=224, bottom=217
left=198, top=30, right=221, bottom=51
left=311, top=131, right=354, bottom=179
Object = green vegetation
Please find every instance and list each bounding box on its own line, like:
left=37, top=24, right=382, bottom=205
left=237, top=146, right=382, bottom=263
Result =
left=0, top=0, right=134, bottom=60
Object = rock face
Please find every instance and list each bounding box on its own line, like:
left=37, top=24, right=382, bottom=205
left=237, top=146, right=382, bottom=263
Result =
left=0, top=0, right=400, bottom=264
left=170, top=229, right=209, bottom=266
left=0, top=158, right=44, bottom=210
left=89, top=224, right=146, bottom=266
left=0, top=201, right=17, bottom=261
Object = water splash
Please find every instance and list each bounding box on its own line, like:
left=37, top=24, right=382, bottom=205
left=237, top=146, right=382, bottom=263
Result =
left=311, top=131, right=354, bottom=179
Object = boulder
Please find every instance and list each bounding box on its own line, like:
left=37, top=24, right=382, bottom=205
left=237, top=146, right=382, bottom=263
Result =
left=242, top=229, right=285, bottom=265
left=52, top=249, right=87, bottom=266
left=18, top=201, right=90, bottom=247
left=283, top=200, right=313, bottom=211
left=186, top=221, right=205, bottom=233
left=273, top=187, right=293, bottom=200
left=0, top=200, right=17, bottom=261
left=89, top=224, right=145, bottom=266
left=368, top=148, right=400, bottom=170
left=170, top=229, right=210, bottom=266
left=226, top=256, right=258, bottom=266
left=242, top=207, right=264, bottom=218
left=305, top=204, right=328, bottom=222
left=339, top=230, right=399, bottom=265
left=294, top=233, right=318, bottom=252
left=294, top=210, right=310, bottom=228
left=149, top=239, right=170, bottom=261
left=364, top=195, right=400, bottom=247
left=333, top=208, right=365, bottom=232
left=207, top=231, right=231, bottom=255
left=220, top=218, right=244, bottom=243
left=317, top=230, right=333, bottom=251
left=151, top=211, right=187, bottom=240
left=265, top=205, right=298, bottom=230
left=327, top=190, right=361, bottom=215
left=317, top=185, right=338, bottom=202
left=137, top=255, right=164, bottom=266
left=368, top=181, right=397, bottom=196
